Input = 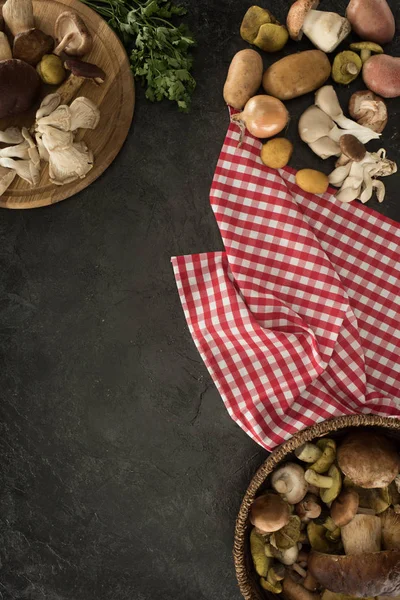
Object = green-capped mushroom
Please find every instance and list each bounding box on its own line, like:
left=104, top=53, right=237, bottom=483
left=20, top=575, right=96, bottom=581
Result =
left=254, top=23, right=289, bottom=52
left=268, top=564, right=285, bottom=585
left=271, top=515, right=301, bottom=550
left=320, top=465, right=342, bottom=504
left=326, top=527, right=341, bottom=541
left=350, top=41, right=384, bottom=63
left=240, top=6, right=276, bottom=44
left=332, top=51, right=362, bottom=85
left=307, top=521, right=342, bottom=553
left=250, top=528, right=270, bottom=576
left=295, top=443, right=323, bottom=464
left=260, top=577, right=283, bottom=593
left=265, top=543, right=274, bottom=558
left=309, top=439, right=336, bottom=474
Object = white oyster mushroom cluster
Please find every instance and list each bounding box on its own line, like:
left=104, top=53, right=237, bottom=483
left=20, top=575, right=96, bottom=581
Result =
left=35, top=93, right=100, bottom=185
left=0, top=93, right=100, bottom=196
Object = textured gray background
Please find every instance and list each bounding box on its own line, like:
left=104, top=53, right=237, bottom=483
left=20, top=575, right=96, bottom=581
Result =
left=0, top=1, right=399, bottom=599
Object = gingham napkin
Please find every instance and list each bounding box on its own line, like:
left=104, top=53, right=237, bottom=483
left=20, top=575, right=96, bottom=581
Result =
left=171, top=121, right=400, bottom=451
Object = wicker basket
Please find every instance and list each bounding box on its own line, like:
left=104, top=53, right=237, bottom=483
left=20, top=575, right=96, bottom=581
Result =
left=234, top=414, right=400, bottom=600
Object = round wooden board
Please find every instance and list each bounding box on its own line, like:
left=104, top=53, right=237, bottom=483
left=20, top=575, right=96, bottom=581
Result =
left=0, top=0, right=135, bottom=209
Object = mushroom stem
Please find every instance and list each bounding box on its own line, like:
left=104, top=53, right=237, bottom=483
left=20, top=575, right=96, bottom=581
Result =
left=56, top=73, right=85, bottom=105
left=361, top=49, right=372, bottom=62
left=302, top=10, right=351, bottom=53
left=0, top=32, right=12, bottom=60
left=53, top=32, right=75, bottom=56
left=305, top=470, right=333, bottom=488
left=292, top=563, right=307, bottom=578
left=357, top=507, right=376, bottom=515
left=2, top=0, right=34, bottom=36
left=342, top=62, right=358, bottom=75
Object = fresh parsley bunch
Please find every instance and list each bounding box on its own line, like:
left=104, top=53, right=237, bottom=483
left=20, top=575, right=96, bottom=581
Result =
left=80, top=0, right=196, bottom=111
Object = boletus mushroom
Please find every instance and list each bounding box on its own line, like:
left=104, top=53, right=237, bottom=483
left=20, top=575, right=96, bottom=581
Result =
left=308, top=549, right=400, bottom=597
left=0, top=32, right=40, bottom=118
left=337, top=432, right=400, bottom=489
left=54, top=11, right=92, bottom=57
left=3, top=0, right=54, bottom=65
left=283, top=570, right=321, bottom=600
left=286, top=0, right=351, bottom=53
left=331, top=489, right=359, bottom=527
left=57, top=59, right=106, bottom=105
left=250, top=493, right=290, bottom=533
left=341, top=514, right=382, bottom=554
left=381, top=508, right=400, bottom=550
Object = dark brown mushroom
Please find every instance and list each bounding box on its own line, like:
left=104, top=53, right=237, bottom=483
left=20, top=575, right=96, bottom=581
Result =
left=296, top=494, right=322, bottom=523
left=13, top=27, right=54, bottom=65
left=339, top=134, right=366, bottom=162
left=54, top=11, right=92, bottom=57
left=57, top=59, right=106, bottom=104
left=331, top=489, right=359, bottom=527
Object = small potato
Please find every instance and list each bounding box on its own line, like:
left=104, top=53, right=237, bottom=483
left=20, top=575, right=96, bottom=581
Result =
left=263, top=50, right=331, bottom=101
left=223, top=49, right=263, bottom=110
left=260, top=138, right=293, bottom=169
left=296, top=169, right=329, bottom=195
left=362, top=55, right=400, bottom=98
left=240, top=6, right=276, bottom=44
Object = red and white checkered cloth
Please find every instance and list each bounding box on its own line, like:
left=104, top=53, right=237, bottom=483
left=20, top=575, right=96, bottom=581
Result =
left=171, top=120, right=400, bottom=451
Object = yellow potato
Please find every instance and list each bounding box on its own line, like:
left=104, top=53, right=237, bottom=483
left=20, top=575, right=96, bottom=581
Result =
left=260, top=138, right=293, bottom=169
left=223, top=49, right=263, bottom=110
left=296, top=169, right=329, bottom=195
left=240, top=6, right=276, bottom=44
left=263, top=50, right=331, bottom=100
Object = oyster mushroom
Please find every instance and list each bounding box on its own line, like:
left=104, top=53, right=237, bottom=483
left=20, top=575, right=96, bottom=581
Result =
left=54, top=11, right=92, bottom=57
left=0, top=139, right=30, bottom=159
left=48, top=143, right=94, bottom=186
left=272, top=463, right=308, bottom=504
left=0, top=127, right=23, bottom=145
left=286, top=0, right=351, bottom=52
left=35, top=93, right=61, bottom=120
left=69, top=97, right=100, bottom=130
left=348, top=90, right=388, bottom=133
left=0, top=156, right=40, bottom=186
left=0, top=166, right=16, bottom=196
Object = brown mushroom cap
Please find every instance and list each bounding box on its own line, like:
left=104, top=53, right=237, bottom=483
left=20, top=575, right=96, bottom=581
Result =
left=348, top=90, right=388, bottom=133
left=309, top=549, right=400, bottom=597
left=64, top=58, right=106, bottom=83
left=0, top=59, right=40, bottom=119
left=339, top=134, right=366, bottom=162
left=55, top=11, right=92, bottom=57
left=286, top=0, right=320, bottom=40
left=13, top=28, right=54, bottom=65
left=283, top=571, right=321, bottom=600
left=337, top=432, right=400, bottom=489
left=296, top=493, right=322, bottom=522
left=250, top=493, right=290, bottom=533
left=331, top=489, right=359, bottom=527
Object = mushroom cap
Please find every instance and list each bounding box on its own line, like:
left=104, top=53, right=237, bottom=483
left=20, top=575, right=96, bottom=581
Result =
left=271, top=462, right=308, bottom=504
left=337, top=432, right=400, bottom=489
left=286, top=0, right=320, bottom=40
left=331, top=488, right=359, bottom=527
left=332, top=51, right=362, bottom=85
left=350, top=41, right=384, bottom=54
left=250, top=493, right=290, bottom=533
left=13, top=28, right=54, bottom=66
left=296, top=493, right=322, bottom=521
left=381, top=508, right=400, bottom=550
left=348, top=90, right=388, bottom=133
left=64, top=58, right=106, bottom=82
left=55, top=11, right=92, bottom=57
left=0, top=59, right=40, bottom=119
left=283, top=571, right=320, bottom=600
left=309, top=549, right=400, bottom=597
left=339, top=134, right=366, bottom=162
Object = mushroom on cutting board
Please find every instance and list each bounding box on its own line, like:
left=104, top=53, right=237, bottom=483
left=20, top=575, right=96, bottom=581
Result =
left=3, top=0, right=54, bottom=65
left=54, top=11, right=92, bottom=57
left=286, top=0, right=351, bottom=53
left=250, top=493, right=290, bottom=533
left=337, top=432, right=400, bottom=488
left=57, top=59, right=106, bottom=104
left=271, top=463, right=308, bottom=504
left=341, top=514, right=381, bottom=554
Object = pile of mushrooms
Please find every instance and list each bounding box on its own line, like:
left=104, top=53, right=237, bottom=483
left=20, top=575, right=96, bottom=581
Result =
left=249, top=431, right=400, bottom=599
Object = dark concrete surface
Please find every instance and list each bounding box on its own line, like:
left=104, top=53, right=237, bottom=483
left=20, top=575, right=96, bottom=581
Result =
left=0, top=1, right=399, bottom=599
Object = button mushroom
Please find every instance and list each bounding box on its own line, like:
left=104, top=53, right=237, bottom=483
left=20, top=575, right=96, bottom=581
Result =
left=272, top=463, right=308, bottom=504
left=348, top=91, right=388, bottom=133
left=250, top=493, right=291, bottom=533
left=309, top=549, right=400, bottom=597
left=337, top=432, right=400, bottom=489
left=54, top=11, right=92, bottom=57
left=331, top=489, right=359, bottom=527
left=350, top=41, right=384, bottom=64
left=286, top=0, right=351, bottom=53
left=296, top=494, right=322, bottom=523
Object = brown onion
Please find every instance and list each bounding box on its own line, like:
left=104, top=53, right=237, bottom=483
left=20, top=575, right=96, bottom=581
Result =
left=231, top=94, right=289, bottom=145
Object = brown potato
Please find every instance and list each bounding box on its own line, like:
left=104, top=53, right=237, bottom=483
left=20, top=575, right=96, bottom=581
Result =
left=346, top=0, right=395, bottom=44
left=262, top=50, right=330, bottom=101
left=223, top=49, right=263, bottom=110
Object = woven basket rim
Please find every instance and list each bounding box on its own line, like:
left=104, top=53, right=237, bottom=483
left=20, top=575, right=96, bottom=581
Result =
left=233, top=414, right=400, bottom=600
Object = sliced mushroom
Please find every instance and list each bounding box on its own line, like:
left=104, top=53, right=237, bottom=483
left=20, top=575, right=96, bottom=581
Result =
left=0, top=156, right=40, bottom=186
left=54, top=11, right=92, bottom=57
left=69, top=96, right=100, bottom=130
left=35, top=93, right=61, bottom=120
left=0, top=166, right=16, bottom=196
left=48, top=143, right=94, bottom=185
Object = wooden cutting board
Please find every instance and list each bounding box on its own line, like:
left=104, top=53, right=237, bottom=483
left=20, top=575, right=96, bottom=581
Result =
left=0, top=0, right=135, bottom=209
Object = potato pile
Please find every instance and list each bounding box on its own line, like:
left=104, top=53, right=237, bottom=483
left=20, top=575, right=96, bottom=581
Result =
left=249, top=431, right=400, bottom=599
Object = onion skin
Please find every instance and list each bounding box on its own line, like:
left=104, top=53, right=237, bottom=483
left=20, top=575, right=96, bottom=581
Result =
left=363, top=55, right=400, bottom=99
left=232, top=95, right=289, bottom=144
left=346, top=0, right=395, bottom=44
